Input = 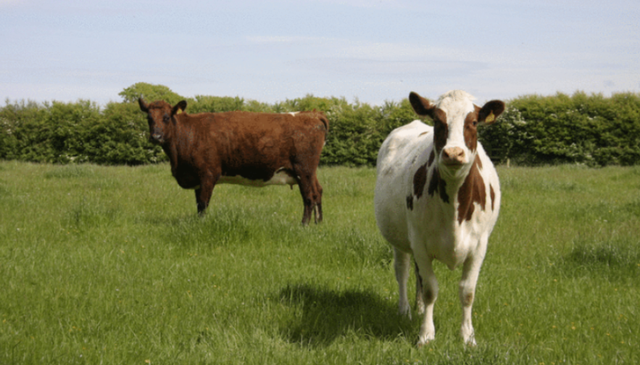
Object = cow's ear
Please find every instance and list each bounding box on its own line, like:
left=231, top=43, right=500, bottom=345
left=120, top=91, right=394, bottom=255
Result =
left=172, top=100, right=187, bottom=115
left=138, top=98, right=149, bottom=113
left=478, top=100, right=505, bottom=125
left=409, top=92, right=436, bottom=118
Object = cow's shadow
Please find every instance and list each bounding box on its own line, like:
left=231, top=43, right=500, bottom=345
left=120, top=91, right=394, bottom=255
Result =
left=275, top=283, right=414, bottom=347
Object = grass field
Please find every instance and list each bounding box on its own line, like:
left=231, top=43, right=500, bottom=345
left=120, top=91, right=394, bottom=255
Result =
left=0, top=161, right=638, bottom=364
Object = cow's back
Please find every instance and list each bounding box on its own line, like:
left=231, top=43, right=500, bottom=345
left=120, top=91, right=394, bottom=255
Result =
left=184, top=111, right=327, bottom=174
left=375, top=120, right=432, bottom=253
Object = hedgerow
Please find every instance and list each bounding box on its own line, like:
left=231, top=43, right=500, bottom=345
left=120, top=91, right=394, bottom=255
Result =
left=1, top=83, right=639, bottom=166
left=480, top=91, right=640, bottom=166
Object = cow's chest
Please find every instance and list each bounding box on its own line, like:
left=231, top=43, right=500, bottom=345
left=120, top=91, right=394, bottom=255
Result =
left=172, top=166, right=201, bottom=190
left=409, top=200, right=482, bottom=270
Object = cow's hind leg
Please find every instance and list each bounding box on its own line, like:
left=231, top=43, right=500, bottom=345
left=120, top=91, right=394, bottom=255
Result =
left=294, top=171, right=315, bottom=225
left=394, top=248, right=412, bottom=319
left=293, top=162, right=324, bottom=225
left=414, top=261, right=425, bottom=314
left=313, top=175, right=323, bottom=223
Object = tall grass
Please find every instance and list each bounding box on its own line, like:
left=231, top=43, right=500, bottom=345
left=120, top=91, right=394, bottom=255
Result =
left=0, top=162, right=638, bottom=364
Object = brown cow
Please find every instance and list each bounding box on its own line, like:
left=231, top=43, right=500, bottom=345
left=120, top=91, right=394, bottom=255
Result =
left=138, top=99, right=328, bottom=225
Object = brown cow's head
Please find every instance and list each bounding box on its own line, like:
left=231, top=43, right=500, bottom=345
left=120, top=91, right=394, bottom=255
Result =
left=138, top=98, right=187, bottom=145
left=409, top=91, right=504, bottom=175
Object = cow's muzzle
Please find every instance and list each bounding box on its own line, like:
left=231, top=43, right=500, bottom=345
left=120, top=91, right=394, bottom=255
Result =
left=441, top=147, right=466, bottom=166
left=149, top=133, right=164, bottom=144
left=149, top=128, right=165, bottom=144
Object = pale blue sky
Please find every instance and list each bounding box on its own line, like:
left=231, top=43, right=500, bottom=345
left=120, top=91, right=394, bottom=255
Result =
left=1, top=0, right=639, bottom=105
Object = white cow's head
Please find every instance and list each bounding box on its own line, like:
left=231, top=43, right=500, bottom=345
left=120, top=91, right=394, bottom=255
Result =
left=409, top=90, right=504, bottom=176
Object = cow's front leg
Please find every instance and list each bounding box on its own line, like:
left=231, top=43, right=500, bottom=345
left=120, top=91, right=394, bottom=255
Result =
left=415, top=256, right=438, bottom=347
left=458, top=242, right=487, bottom=346
left=195, top=174, right=217, bottom=216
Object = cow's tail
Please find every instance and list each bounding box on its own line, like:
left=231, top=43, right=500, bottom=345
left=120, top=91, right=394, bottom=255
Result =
left=314, top=112, right=329, bottom=148
left=317, top=111, right=329, bottom=134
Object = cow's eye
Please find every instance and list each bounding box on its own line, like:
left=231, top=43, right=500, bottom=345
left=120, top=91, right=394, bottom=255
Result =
left=163, top=114, right=170, bottom=123
left=472, top=120, right=478, bottom=127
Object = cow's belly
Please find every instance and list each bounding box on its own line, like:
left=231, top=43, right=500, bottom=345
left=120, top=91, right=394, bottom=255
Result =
left=374, top=121, right=432, bottom=253
left=218, top=170, right=298, bottom=187
left=410, top=209, right=488, bottom=270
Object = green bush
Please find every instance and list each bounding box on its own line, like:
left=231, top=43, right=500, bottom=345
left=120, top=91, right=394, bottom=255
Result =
left=480, top=91, right=640, bottom=166
left=0, top=100, right=101, bottom=163
left=1, top=84, right=639, bottom=166
left=119, top=82, right=184, bottom=105
left=82, top=102, right=166, bottom=165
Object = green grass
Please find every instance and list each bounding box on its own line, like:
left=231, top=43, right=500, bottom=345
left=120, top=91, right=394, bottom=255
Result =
left=0, top=161, right=638, bottom=364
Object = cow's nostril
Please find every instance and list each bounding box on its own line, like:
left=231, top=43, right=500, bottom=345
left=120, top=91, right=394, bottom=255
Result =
left=443, top=147, right=465, bottom=163
left=444, top=148, right=462, bottom=157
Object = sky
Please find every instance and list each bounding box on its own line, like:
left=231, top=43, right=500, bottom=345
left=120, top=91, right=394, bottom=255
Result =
left=1, top=0, right=639, bottom=106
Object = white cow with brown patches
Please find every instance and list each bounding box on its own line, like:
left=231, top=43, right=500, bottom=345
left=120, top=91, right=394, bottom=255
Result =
left=374, top=90, right=505, bottom=346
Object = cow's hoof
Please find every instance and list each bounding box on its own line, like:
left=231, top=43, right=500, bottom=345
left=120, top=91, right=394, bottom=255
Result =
left=398, top=305, right=412, bottom=320
left=417, top=334, right=435, bottom=348
left=464, top=337, right=477, bottom=347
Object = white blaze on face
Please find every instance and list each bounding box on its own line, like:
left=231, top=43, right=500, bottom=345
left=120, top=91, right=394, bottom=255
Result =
left=435, top=90, right=476, bottom=166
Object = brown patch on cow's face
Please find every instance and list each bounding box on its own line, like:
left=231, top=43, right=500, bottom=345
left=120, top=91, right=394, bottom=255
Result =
left=463, top=108, right=480, bottom=152
left=432, top=109, right=448, bottom=154
left=490, top=184, right=496, bottom=211
left=413, top=163, right=428, bottom=199
left=457, top=155, right=487, bottom=224
left=409, top=91, right=448, bottom=155
left=428, top=167, right=449, bottom=204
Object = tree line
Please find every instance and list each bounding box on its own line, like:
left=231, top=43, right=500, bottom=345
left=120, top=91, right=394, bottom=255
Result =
left=1, top=82, right=639, bottom=166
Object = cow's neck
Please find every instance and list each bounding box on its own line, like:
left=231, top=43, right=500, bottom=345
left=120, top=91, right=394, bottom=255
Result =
left=429, top=161, right=472, bottom=205
left=429, top=154, right=485, bottom=224
left=162, top=142, right=180, bottom=174
left=161, top=123, right=195, bottom=175
left=455, top=155, right=486, bottom=224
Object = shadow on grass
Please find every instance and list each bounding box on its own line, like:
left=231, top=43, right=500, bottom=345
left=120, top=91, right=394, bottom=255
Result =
left=276, top=283, right=413, bottom=347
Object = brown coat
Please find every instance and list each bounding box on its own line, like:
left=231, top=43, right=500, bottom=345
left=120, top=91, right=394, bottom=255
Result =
left=139, top=99, right=328, bottom=224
